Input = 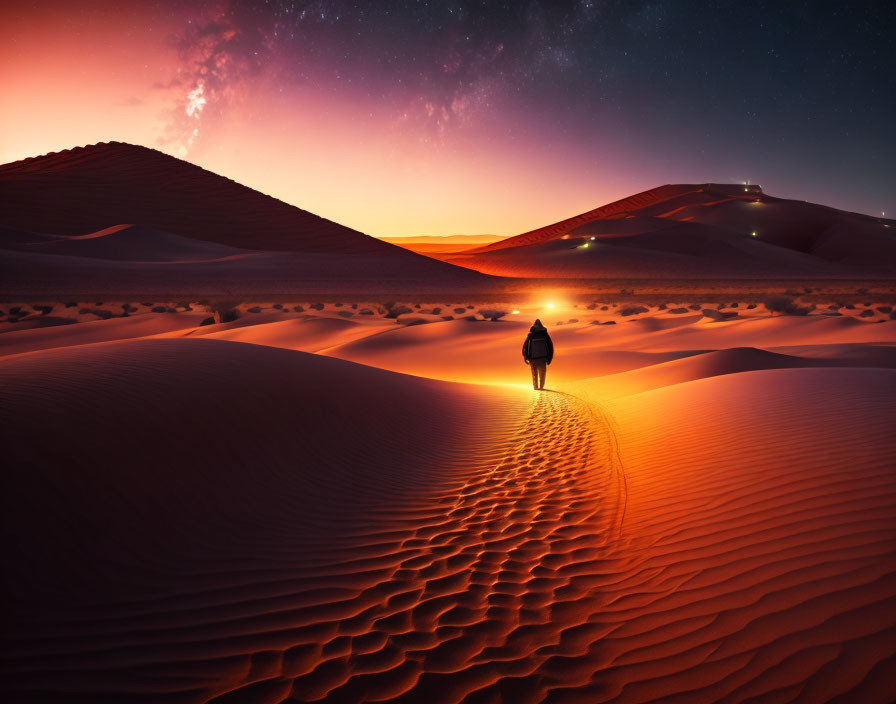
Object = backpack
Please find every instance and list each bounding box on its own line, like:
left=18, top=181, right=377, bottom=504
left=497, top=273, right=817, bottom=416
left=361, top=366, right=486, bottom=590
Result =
left=529, top=337, right=549, bottom=359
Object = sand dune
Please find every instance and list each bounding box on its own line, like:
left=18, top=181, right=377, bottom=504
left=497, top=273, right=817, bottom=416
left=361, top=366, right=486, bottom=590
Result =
left=572, top=368, right=896, bottom=702
left=1, top=224, right=253, bottom=262
left=0, top=311, right=209, bottom=358
left=0, top=143, right=502, bottom=295
left=3, top=337, right=893, bottom=702
left=447, top=184, right=896, bottom=279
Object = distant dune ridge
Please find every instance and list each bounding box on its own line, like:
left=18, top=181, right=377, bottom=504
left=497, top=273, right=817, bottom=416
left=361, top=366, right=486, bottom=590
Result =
left=0, top=143, right=496, bottom=294
left=2, top=144, right=896, bottom=296
left=444, top=183, right=896, bottom=279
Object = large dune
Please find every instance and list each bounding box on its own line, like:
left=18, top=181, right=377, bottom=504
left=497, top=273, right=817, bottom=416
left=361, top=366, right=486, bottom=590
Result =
left=3, top=331, right=894, bottom=702
left=444, top=184, right=896, bottom=279
left=0, top=143, right=501, bottom=295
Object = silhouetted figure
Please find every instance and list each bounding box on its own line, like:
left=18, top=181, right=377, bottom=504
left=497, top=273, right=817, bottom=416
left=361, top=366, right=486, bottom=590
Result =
left=522, top=318, right=553, bottom=390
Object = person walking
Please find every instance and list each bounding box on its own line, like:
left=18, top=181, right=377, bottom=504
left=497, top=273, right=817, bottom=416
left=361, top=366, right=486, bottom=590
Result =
left=522, top=318, right=554, bottom=390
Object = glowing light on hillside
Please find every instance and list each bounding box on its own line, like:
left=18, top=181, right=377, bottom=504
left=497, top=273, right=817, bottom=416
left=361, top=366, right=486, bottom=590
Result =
left=546, top=302, right=556, bottom=309
left=581, top=242, right=589, bottom=248
left=511, top=310, right=520, bottom=314
left=590, top=236, right=596, bottom=240
left=751, top=231, right=758, bottom=237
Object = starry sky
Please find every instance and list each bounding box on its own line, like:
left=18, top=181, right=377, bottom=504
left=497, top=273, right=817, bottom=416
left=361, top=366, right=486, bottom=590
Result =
left=2, top=0, right=894, bottom=236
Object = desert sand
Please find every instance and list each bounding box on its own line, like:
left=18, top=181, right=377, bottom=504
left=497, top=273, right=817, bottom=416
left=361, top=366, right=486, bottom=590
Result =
left=2, top=143, right=895, bottom=702
left=2, top=299, right=895, bottom=703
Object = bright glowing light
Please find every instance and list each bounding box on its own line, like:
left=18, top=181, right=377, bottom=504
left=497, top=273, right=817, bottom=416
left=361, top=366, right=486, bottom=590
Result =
left=546, top=302, right=556, bottom=309
left=744, top=187, right=749, bottom=192
left=581, top=242, right=589, bottom=248
left=590, top=236, right=596, bottom=240
left=751, top=231, right=757, bottom=237
left=511, top=310, right=520, bottom=314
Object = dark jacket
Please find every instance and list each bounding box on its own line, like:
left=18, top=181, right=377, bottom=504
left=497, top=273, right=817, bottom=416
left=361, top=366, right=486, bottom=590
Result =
left=522, top=322, right=554, bottom=363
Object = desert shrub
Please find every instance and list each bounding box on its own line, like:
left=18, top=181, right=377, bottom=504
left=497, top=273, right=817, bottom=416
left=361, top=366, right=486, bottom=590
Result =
left=747, top=303, right=757, bottom=309
left=199, top=317, right=215, bottom=326
left=890, top=310, right=896, bottom=320
left=141, top=302, right=154, bottom=307
left=702, top=308, right=737, bottom=321
left=730, top=302, right=739, bottom=308
left=151, top=306, right=167, bottom=313
left=587, top=303, right=597, bottom=310
left=334, top=302, right=343, bottom=307
left=619, top=305, right=649, bottom=316
left=466, top=305, right=474, bottom=310
left=620, top=288, right=634, bottom=295
left=177, top=302, right=193, bottom=311
left=385, top=304, right=413, bottom=319
left=658, top=303, right=667, bottom=310
left=668, top=307, right=689, bottom=314
left=688, top=304, right=700, bottom=310
left=600, top=305, right=609, bottom=311
left=590, top=319, right=601, bottom=325
left=121, top=303, right=137, bottom=312
left=207, top=300, right=240, bottom=323
left=463, top=315, right=478, bottom=321
left=10, top=306, right=23, bottom=315
left=81, top=308, right=113, bottom=320
left=273, top=303, right=283, bottom=309
left=828, top=304, right=841, bottom=310
left=556, top=321, right=563, bottom=325
left=351, top=303, right=358, bottom=309
left=338, top=310, right=354, bottom=317
left=310, top=303, right=324, bottom=311
left=293, top=305, right=304, bottom=312
left=247, top=306, right=262, bottom=314
left=764, top=295, right=811, bottom=315
left=442, top=315, right=454, bottom=321
left=602, top=320, right=616, bottom=325
left=413, top=303, right=421, bottom=309
left=65, top=301, right=78, bottom=308
left=859, top=309, right=874, bottom=317
left=479, top=309, right=508, bottom=321
left=845, top=303, right=855, bottom=309
left=359, top=308, right=374, bottom=315
left=568, top=319, right=579, bottom=324
left=454, top=307, right=466, bottom=314
left=877, top=306, right=893, bottom=314
left=402, top=317, right=428, bottom=326
left=95, top=302, right=104, bottom=306
left=431, top=307, right=441, bottom=314
left=33, top=304, right=53, bottom=315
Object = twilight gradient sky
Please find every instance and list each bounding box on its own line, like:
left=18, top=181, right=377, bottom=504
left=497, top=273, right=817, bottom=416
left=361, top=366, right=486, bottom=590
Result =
left=2, top=0, right=894, bottom=236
